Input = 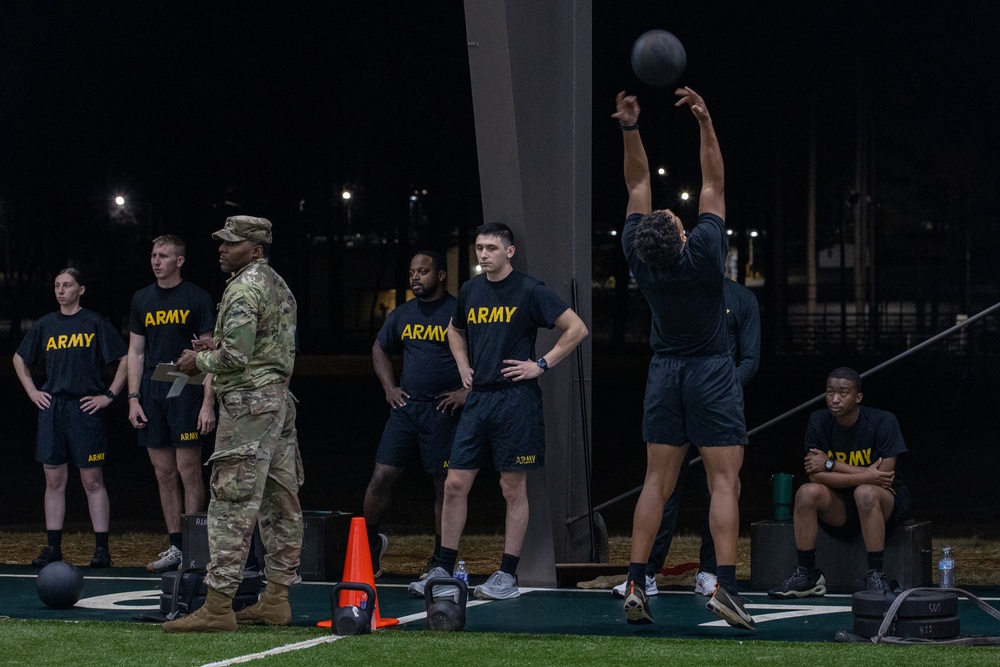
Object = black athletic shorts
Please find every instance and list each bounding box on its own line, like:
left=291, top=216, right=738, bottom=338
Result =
left=450, top=384, right=544, bottom=472
left=375, top=399, right=457, bottom=474
left=819, top=484, right=913, bottom=541
left=36, top=395, right=108, bottom=468
left=642, top=354, right=747, bottom=447
left=138, top=373, right=207, bottom=448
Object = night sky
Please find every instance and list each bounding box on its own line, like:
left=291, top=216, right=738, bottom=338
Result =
left=2, top=1, right=998, bottom=328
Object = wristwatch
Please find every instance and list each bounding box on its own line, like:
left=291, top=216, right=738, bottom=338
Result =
left=127, top=392, right=141, bottom=400
left=104, top=389, right=117, bottom=400
left=824, top=458, right=835, bottom=472
left=537, top=357, right=549, bottom=372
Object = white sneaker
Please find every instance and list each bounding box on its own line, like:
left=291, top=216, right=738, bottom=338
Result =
left=695, top=571, right=717, bottom=596
left=611, top=574, right=658, bottom=598
left=147, top=545, right=183, bottom=573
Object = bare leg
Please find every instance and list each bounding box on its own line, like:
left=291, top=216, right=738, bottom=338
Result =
left=363, top=463, right=406, bottom=523
left=147, top=448, right=182, bottom=533
left=499, top=471, right=529, bottom=556
left=629, top=444, right=687, bottom=564
left=699, top=446, right=744, bottom=566
left=440, top=469, right=478, bottom=551
left=432, top=473, right=446, bottom=536
left=42, top=464, right=69, bottom=531
left=79, top=466, right=110, bottom=533
left=793, top=483, right=847, bottom=550
left=855, top=485, right=894, bottom=552
left=175, top=447, right=206, bottom=514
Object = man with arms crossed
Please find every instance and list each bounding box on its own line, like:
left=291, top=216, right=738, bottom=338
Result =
left=127, top=234, right=216, bottom=573
left=768, top=367, right=911, bottom=597
left=408, top=222, right=588, bottom=601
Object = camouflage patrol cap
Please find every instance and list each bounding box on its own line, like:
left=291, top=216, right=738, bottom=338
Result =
left=212, top=216, right=273, bottom=244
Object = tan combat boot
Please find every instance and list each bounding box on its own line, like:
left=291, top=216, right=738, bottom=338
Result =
left=163, top=587, right=238, bottom=633
left=234, top=581, right=291, bottom=626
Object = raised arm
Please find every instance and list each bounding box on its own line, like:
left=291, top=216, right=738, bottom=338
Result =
left=613, top=91, right=651, bottom=217
left=675, top=86, right=724, bottom=219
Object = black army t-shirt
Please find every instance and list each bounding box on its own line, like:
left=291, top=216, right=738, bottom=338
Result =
left=376, top=294, right=461, bottom=401
left=128, top=281, right=215, bottom=373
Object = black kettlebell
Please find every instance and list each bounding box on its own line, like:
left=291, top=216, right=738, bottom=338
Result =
left=424, top=576, right=468, bottom=632
left=330, top=581, right=376, bottom=636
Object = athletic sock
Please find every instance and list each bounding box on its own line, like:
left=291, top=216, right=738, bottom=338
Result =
left=500, top=553, right=520, bottom=576
left=47, top=530, right=63, bottom=551
left=867, top=550, right=885, bottom=572
left=168, top=532, right=183, bottom=550
left=95, top=532, right=109, bottom=550
left=627, top=561, right=646, bottom=586
left=716, top=565, right=737, bottom=595
left=797, top=548, right=817, bottom=577
left=436, top=546, right=458, bottom=574
left=434, top=534, right=442, bottom=557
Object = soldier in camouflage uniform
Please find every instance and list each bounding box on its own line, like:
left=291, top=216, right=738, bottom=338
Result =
left=167, top=215, right=302, bottom=633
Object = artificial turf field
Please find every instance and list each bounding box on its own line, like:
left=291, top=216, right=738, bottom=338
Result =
left=2, top=565, right=999, bottom=666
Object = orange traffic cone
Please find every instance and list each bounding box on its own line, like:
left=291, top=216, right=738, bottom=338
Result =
left=317, top=517, right=398, bottom=630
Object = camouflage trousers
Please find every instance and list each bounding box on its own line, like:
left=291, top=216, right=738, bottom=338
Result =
left=205, top=384, right=305, bottom=597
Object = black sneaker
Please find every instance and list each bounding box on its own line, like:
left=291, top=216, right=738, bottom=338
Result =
left=623, top=580, right=654, bottom=625
left=90, top=546, right=113, bottom=568
left=371, top=533, right=388, bottom=578
left=706, top=584, right=756, bottom=630
left=31, top=546, right=62, bottom=568
left=767, top=566, right=827, bottom=599
left=864, top=568, right=889, bottom=592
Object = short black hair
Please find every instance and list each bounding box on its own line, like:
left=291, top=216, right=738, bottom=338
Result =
left=635, top=211, right=683, bottom=270
left=827, top=367, right=862, bottom=392
left=475, top=222, right=514, bottom=247
left=414, top=250, right=447, bottom=273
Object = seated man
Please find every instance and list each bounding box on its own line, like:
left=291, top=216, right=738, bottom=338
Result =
left=768, top=367, right=912, bottom=598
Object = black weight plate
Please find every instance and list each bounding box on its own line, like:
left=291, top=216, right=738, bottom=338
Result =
left=852, top=589, right=958, bottom=618
left=853, top=614, right=960, bottom=639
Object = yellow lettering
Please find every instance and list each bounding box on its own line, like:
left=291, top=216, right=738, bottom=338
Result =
left=68, top=333, right=84, bottom=347
left=179, top=432, right=199, bottom=442
left=85, top=333, right=95, bottom=346
left=413, top=324, right=425, bottom=339
left=835, top=452, right=847, bottom=462
left=164, top=310, right=179, bottom=324
left=467, top=308, right=476, bottom=324
left=477, top=307, right=489, bottom=324
left=57, top=335, right=68, bottom=348
left=180, top=309, right=190, bottom=324
left=488, top=307, right=502, bottom=322
left=145, top=312, right=155, bottom=326
left=401, top=324, right=413, bottom=339
left=156, top=311, right=167, bottom=325
left=505, top=306, right=517, bottom=320
left=436, top=325, right=447, bottom=341
left=87, top=453, right=105, bottom=462
left=46, top=337, right=57, bottom=351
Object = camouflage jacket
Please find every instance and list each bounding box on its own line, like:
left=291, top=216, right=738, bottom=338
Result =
left=196, top=259, right=296, bottom=395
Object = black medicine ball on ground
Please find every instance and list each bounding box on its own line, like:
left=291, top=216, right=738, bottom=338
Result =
left=631, top=29, right=687, bottom=87
left=36, top=561, right=85, bottom=609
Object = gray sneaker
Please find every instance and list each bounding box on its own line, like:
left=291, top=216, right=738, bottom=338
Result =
left=409, top=566, right=458, bottom=600
left=706, top=584, right=756, bottom=630
left=146, top=545, right=182, bottom=573
left=474, top=570, right=520, bottom=600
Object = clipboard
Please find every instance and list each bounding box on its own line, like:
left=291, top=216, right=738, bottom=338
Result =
left=152, top=362, right=207, bottom=398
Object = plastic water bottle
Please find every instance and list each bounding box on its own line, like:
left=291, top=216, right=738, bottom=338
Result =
left=938, top=546, right=955, bottom=588
left=454, top=560, right=469, bottom=584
